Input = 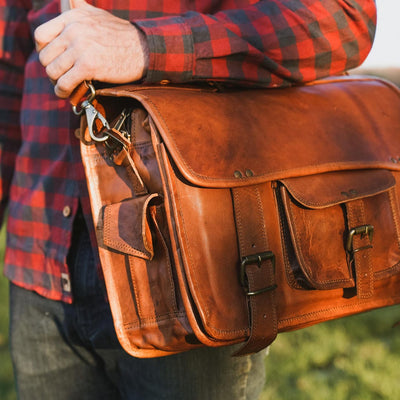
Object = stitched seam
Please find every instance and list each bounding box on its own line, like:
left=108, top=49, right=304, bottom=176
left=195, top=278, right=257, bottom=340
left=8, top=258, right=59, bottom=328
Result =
left=122, top=311, right=188, bottom=328
left=255, top=186, right=277, bottom=337
left=388, top=188, right=400, bottom=250
left=277, top=295, right=400, bottom=326
left=255, top=186, right=269, bottom=257
left=375, top=260, right=400, bottom=280
left=359, top=200, right=373, bottom=298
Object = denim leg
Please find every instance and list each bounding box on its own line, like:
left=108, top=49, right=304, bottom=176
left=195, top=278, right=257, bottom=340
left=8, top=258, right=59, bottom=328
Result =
left=9, top=283, right=121, bottom=400
left=10, top=213, right=267, bottom=400
left=109, top=344, right=267, bottom=400
left=9, top=212, right=122, bottom=400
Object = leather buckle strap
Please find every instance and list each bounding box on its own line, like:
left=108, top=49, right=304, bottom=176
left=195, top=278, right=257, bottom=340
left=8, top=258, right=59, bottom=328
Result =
left=345, top=200, right=374, bottom=299
left=240, top=252, right=277, bottom=296
left=232, top=185, right=278, bottom=356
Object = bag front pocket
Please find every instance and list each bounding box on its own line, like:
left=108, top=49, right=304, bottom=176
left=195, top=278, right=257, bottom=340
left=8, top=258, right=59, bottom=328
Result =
left=277, top=169, right=400, bottom=297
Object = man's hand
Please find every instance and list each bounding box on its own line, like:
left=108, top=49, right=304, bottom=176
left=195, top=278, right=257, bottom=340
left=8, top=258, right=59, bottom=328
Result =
left=34, top=0, right=149, bottom=98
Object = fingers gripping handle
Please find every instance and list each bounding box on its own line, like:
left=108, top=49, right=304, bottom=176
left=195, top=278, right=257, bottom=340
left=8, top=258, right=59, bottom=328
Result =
left=59, top=0, right=88, bottom=106
left=60, top=1, right=110, bottom=143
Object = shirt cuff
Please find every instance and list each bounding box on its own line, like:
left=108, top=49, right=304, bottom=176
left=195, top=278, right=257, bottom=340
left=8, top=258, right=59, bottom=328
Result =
left=134, top=16, right=195, bottom=84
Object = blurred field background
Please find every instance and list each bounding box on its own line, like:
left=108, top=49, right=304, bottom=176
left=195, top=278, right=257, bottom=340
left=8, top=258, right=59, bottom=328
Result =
left=1, top=0, right=399, bottom=399
left=0, top=221, right=15, bottom=400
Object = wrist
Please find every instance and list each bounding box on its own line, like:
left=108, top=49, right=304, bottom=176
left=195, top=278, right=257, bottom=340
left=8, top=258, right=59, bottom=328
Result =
left=136, top=27, right=149, bottom=79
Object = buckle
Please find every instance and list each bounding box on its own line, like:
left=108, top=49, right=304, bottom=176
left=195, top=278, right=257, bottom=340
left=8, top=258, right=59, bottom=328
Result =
left=240, top=251, right=277, bottom=296
left=346, top=224, right=374, bottom=255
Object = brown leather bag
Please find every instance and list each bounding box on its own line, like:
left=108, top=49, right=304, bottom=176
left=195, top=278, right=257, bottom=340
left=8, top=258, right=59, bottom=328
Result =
left=78, top=76, right=400, bottom=358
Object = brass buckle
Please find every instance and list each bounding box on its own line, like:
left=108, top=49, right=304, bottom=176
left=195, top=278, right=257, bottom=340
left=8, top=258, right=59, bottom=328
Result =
left=346, top=224, right=374, bottom=255
left=240, top=251, right=277, bottom=296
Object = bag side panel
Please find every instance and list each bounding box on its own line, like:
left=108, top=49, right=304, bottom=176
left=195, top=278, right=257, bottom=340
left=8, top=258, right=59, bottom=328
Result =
left=80, top=111, right=197, bottom=357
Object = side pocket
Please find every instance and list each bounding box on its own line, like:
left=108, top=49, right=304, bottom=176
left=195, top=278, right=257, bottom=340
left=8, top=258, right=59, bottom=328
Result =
left=277, top=169, right=400, bottom=293
left=102, top=194, right=179, bottom=318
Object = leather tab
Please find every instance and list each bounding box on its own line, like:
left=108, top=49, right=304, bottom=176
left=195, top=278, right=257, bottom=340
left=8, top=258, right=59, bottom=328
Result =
left=103, top=194, right=162, bottom=259
left=70, top=82, right=90, bottom=107
left=345, top=199, right=374, bottom=298
left=232, top=185, right=277, bottom=355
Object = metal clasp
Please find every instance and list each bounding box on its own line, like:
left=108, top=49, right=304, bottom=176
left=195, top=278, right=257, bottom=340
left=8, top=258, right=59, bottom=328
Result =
left=72, top=83, right=110, bottom=142
left=346, top=224, right=374, bottom=255
left=81, top=100, right=111, bottom=142
left=240, top=251, right=277, bottom=296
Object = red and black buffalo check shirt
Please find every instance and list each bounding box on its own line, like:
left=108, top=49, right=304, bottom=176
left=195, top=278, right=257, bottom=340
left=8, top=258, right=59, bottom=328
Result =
left=0, top=0, right=376, bottom=302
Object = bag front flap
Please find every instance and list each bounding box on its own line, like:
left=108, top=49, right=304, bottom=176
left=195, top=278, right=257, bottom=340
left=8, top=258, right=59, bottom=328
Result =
left=97, top=77, right=400, bottom=188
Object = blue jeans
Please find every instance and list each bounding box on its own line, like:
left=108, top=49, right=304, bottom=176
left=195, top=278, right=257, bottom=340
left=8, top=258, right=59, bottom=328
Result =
left=9, top=214, right=266, bottom=400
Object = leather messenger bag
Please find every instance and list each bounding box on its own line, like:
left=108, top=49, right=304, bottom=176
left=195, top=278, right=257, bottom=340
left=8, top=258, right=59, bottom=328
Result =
left=77, top=76, right=400, bottom=358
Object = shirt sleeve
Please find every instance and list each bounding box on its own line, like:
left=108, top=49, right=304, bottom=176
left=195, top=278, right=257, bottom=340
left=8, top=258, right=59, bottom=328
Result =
left=0, top=0, right=33, bottom=223
left=134, top=0, right=377, bottom=87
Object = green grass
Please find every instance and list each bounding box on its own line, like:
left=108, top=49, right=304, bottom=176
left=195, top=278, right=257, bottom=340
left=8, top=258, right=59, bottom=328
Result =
left=261, top=306, right=400, bottom=400
left=1, top=223, right=400, bottom=400
left=0, top=274, right=14, bottom=400
left=0, top=221, right=16, bottom=400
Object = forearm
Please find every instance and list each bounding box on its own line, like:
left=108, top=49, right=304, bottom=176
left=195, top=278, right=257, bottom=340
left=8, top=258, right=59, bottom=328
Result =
left=35, top=0, right=376, bottom=96
left=137, top=0, right=377, bottom=86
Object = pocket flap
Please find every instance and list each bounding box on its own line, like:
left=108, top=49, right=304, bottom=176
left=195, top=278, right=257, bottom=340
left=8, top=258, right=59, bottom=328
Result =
left=103, top=194, right=162, bottom=259
left=281, top=169, right=395, bottom=209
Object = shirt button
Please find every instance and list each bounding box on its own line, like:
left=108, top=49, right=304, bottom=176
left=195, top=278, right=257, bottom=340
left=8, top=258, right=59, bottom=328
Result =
left=62, top=206, right=72, bottom=218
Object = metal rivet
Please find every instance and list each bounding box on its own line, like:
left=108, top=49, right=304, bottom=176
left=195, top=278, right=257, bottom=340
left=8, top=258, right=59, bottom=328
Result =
left=160, top=80, right=170, bottom=85
left=234, top=170, right=243, bottom=178
left=349, top=189, right=358, bottom=196
left=245, top=169, right=254, bottom=177
left=391, top=157, right=398, bottom=163
left=341, top=191, right=349, bottom=197
left=62, top=205, right=72, bottom=218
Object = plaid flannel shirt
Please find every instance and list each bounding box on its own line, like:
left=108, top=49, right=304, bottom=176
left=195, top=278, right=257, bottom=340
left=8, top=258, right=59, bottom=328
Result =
left=0, top=0, right=376, bottom=303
